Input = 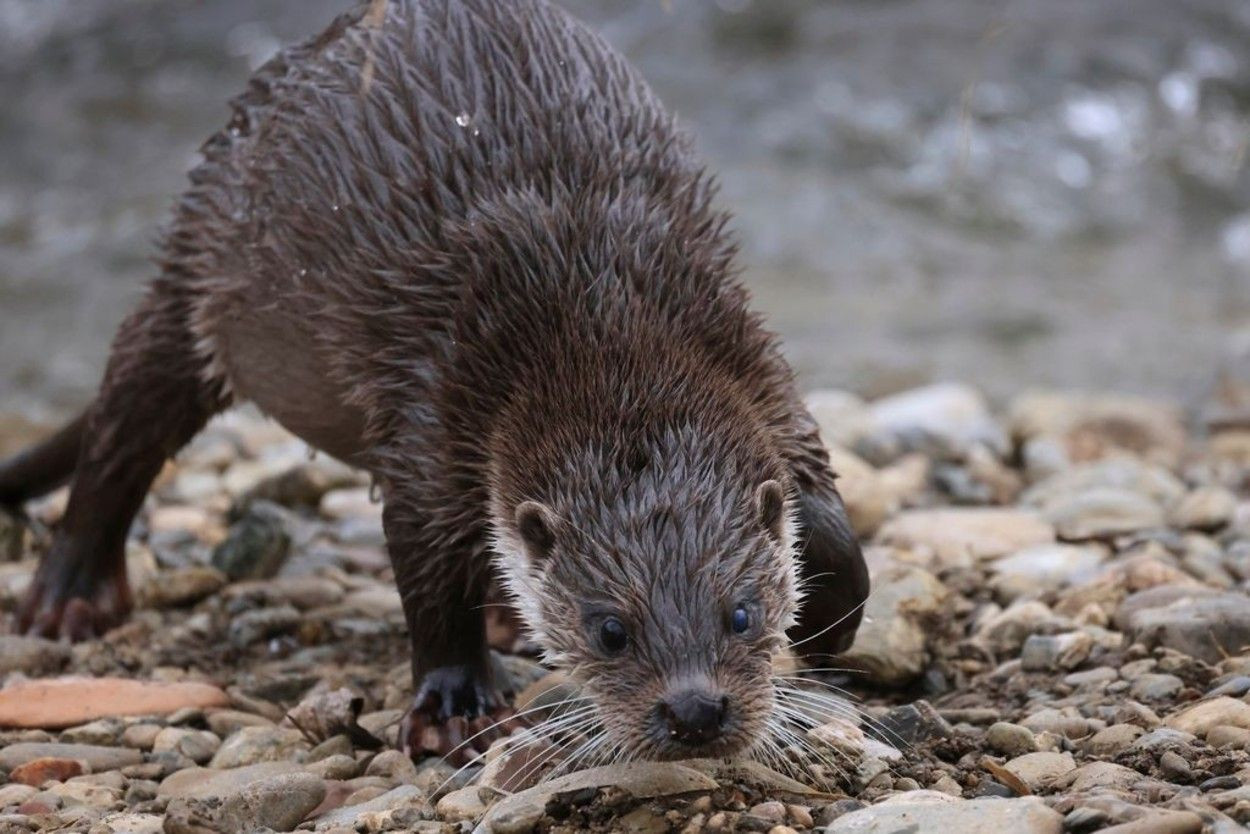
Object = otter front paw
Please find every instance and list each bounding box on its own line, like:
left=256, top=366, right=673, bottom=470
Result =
left=399, top=666, right=521, bottom=765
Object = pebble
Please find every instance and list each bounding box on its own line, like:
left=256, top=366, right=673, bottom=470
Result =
left=875, top=508, right=1054, bottom=564
left=208, top=726, right=310, bottom=769
left=1045, top=487, right=1165, bottom=540
left=1003, top=751, right=1076, bottom=790
left=986, top=722, right=1037, bottom=756
left=0, top=743, right=141, bottom=773
left=1125, top=591, right=1250, bottom=664
left=0, top=678, right=229, bottom=729
left=9, top=757, right=86, bottom=786
left=1169, top=486, right=1236, bottom=531
left=839, top=566, right=949, bottom=685
left=1129, top=673, right=1183, bottom=701
left=0, top=636, right=71, bottom=676
left=210, top=500, right=294, bottom=580
left=151, top=727, right=221, bottom=765
left=137, top=565, right=226, bottom=609
left=826, top=796, right=1063, bottom=833
left=1084, top=724, right=1145, bottom=756
left=1019, top=631, right=1093, bottom=671
left=1164, top=697, right=1250, bottom=735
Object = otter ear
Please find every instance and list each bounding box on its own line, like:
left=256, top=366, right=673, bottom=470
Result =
left=755, top=480, right=786, bottom=541
left=514, top=501, right=558, bottom=561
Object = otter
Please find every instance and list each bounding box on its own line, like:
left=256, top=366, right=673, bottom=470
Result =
left=0, top=0, right=869, bottom=762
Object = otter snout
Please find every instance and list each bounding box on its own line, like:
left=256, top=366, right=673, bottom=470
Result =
left=658, top=688, right=730, bottom=747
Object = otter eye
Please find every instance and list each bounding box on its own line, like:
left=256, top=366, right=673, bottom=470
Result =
left=731, top=605, right=750, bottom=635
left=599, top=617, right=628, bottom=654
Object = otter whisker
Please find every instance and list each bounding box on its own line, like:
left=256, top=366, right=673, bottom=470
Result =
left=787, top=585, right=879, bottom=651
left=773, top=680, right=911, bottom=751
left=774, top=686, right=895, bottom=742
left=438, top=693, right=595, bottom=763
left=506, top=710, right=607, bottom=791
left=433, top=704, right=601, bottom=795
left=769, top=703, right=857, bottom=776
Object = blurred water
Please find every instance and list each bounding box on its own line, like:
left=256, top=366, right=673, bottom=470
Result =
left=0, top=0, right=1248, bottom=420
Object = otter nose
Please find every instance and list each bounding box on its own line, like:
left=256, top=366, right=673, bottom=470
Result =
left=660, top=690, right=728, bottom=746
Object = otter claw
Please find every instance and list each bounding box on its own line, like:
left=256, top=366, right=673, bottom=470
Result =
left=400, top=666, right=521, bottom=765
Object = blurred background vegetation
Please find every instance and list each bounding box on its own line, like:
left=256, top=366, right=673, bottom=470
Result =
left=0, top=0, right=1247, bottom=419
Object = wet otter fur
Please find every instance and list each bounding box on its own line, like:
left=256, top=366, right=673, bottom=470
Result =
left=0, top=0, right=869, bottom=761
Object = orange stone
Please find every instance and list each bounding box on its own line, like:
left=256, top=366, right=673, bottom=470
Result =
left=9, top=757, right=85, bottom=786
left=0, top=677, right=229, bottom=729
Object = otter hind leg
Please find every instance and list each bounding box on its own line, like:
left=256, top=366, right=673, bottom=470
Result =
left=17, top=285, right=229, bottom=640
left=788, top=481, right=870, bottom=663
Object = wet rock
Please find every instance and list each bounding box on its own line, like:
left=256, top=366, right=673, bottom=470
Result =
left=9, top=757, right=85, bottom=787
left=1170, top=486, right=1236, bottom=531
left=0, top=677, right=228, bottom=729
left=0, top=636, right=71, bottom=676
left=137, top=566, right=226, bottom=609
left=164, top=770, right=325, bottom=834
left=875, top=508, right=1054, bottom=565
left=840, top=565, right=949, bottom=686
left=826, top=796, right=1063, bottom=833
left=0, top=743, right=140, bottom=772
left=1003, top=752, right=1076, bottom=791
left=209, top=726, right=310, bottom=769
left=210, top=500, right=293, bottom=580
left=986, top=722, right=1038, bottom=757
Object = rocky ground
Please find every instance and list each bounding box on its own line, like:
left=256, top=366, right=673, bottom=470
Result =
left=2, top=383, right=1250, bottom=832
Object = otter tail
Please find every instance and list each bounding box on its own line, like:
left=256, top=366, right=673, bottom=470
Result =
left=0, top=413, right=85, bottom=507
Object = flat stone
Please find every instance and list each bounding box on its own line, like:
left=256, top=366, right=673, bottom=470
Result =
left=210, top=501, right=294, bottom=580
left=865, top=383, right=1008, bottom=459
left=0, top=677, right=228, bottom=729
left=1096, top=810, right=1204, bottom=834
left=158, top=762, right=300, bottom=797
left=990, top=543, right=1107, bottom=599
left=9, top=757, right=85, bottom=787
left=0, top=743, right=141, bottom=773
left=1044, top=487, right=1165, bottom=540
left=1022, top=458, right=1186, bottom=511
left=152, top=727, right=221, bottom=765
left=93, top=813, right=165, bottom=834
left=826, top=796, right=1063, bottom=833
left=164, top=771, right=325, bottom=834
left=1164, top=697, right=1250, bottom=735
left=0, top=636, right=71, bottom=676
left=313, top=784, right=430, bottom=829
left=1020, top=631, right=1094, bottom=671
left=1129, top=673, right=1183, bottom=701
left=475, top=762, right=718, bottom=834
left=1124, top=591, right=1250, bottom=664
left=1007, top=391, right=1186, bottom=465
left=876, top=508, right=1054, bottom=564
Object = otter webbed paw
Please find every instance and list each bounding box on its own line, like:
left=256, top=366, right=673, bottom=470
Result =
left=17, top=539, right=131, bottom=641
left=399, top=666, right=522, bottom=765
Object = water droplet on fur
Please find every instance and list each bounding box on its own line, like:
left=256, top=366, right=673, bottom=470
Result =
left=369, top=480, right=383, bottom=502
left=305, top=445, right=318, bottom=461
left=455, top=111, right=471, bottom=127
left=332, top=203, right=340, bottom=212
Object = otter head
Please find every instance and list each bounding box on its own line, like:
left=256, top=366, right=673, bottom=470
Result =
left=491, top=470, right=800, bottom=761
